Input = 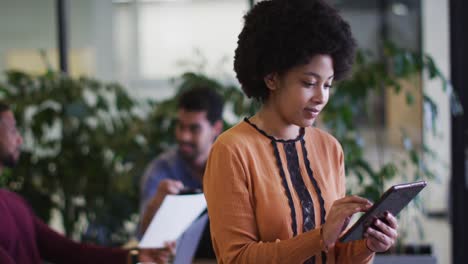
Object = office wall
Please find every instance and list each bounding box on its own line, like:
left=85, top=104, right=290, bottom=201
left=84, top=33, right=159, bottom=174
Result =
left=0, top=0, right=96, bottom=77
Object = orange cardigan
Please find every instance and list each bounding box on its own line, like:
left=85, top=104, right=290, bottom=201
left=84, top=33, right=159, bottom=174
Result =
left=203, top=120, right=374, bottom=264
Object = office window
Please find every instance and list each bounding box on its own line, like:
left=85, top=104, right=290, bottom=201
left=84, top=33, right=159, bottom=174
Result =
left=113, top=0, right=249, bottom=94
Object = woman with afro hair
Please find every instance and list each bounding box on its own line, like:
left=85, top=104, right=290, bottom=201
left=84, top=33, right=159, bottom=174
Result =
left=203, top=0, right=399, bottom=263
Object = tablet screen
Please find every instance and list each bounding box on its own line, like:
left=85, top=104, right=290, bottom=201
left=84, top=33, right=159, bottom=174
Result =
left=339, top=180, right=427, bottom=243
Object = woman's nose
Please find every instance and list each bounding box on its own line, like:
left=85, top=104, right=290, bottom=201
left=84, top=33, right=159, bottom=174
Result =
left=312, top=86, right=326, bottom=103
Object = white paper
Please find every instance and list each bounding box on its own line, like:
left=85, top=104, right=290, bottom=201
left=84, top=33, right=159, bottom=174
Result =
left=139, top=193, right=207, bottom=248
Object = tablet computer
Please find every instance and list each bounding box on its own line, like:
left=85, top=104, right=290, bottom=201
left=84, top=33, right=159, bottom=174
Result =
left=339, top=180, right=427, bottom=243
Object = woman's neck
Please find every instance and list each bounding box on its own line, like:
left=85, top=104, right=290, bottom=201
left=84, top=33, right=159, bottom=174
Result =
left=251, top=104, right=301, bottom=140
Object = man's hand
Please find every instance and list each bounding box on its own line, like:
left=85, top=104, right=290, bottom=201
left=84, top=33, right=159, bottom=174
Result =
left=156, top=179, right=184, bottom=196
left=137, top=241, right=176, bottom=264
left=140, top=180, right=184, bottom=235
left=322, top=196, right=372, bottom=248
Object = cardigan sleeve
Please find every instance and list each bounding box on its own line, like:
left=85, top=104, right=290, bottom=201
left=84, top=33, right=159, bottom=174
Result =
left=333, top=145, right=375, bottom=264
left=203, top=141, right=325, bottom=264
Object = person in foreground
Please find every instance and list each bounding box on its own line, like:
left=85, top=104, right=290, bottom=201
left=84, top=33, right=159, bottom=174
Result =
left=202, top=0, right=399, bottom=263
left=0, top=102, right=172, bottom=264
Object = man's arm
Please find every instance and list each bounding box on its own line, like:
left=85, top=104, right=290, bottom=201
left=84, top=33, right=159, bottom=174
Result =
left=139, top=179, right=184, bottom=235
left=35, top=216, right=129, bottom=263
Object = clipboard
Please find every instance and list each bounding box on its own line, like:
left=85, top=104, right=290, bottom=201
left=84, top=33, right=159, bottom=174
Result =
left=339, top=180, right=427, bottom=243
left=139, top=193, right=207, bottom=248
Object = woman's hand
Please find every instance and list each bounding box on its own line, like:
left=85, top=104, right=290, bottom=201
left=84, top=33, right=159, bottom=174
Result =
left=322, top=196, right=372, bottom=248
left=364, top=211, right=398, bottom=252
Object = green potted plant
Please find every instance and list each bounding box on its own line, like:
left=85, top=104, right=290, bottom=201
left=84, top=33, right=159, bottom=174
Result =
left=0, top=70, right=145, bottom=245
left=0, top=68, right=255, bottom=247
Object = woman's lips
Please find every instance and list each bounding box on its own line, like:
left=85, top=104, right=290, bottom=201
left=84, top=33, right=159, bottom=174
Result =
left=304, top=107, right=320, bottom=118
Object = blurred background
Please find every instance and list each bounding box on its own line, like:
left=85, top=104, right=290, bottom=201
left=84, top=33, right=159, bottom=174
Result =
left=0, top=0, right=466, bottom=263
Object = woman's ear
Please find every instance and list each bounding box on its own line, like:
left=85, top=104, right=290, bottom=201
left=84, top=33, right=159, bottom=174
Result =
left=263, top=73, right=278, bottom=91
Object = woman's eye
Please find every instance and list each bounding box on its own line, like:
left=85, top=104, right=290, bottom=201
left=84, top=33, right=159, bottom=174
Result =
left=303, top=81, right=316, bottom=87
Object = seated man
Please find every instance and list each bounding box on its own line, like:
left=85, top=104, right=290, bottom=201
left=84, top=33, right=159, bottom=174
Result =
left=139, top=86, right=224, bottom=258
left=0, top=101, right=171, bottom=264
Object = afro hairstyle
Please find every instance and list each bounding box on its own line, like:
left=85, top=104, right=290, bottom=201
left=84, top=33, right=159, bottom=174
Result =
left=234, top=0, right=357, bottom=102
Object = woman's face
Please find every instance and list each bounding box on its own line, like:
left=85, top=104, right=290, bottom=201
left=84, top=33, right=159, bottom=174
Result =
left=266, top=54, right=334, bottom=128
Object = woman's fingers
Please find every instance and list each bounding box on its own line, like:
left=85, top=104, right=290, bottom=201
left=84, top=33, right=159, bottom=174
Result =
left=366, top=226, right=390, bottom=244
left=340, top=215, right=352, bottom=233
left=364, top=232, right=388, bottom=252
left=364, top=228, right=393, bottom=252
left=323, top=195, right=381, bottom=247
left=323, top=197, right=374, bottom=245
left=374, top=218, right=398, bottom=239
left=335, top=203, right=372, bottom=219
left=332, top=196, right=373, bottom=216
left=335, top=195, right=372, bottom=206
left=363, top=213, right=399, bottom=252
left=384, top=211, right=398, bottom=229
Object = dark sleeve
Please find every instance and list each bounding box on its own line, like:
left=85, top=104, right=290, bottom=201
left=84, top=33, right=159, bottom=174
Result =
left=35, top=217, right=128, bottom=264
left=0, top=247, right=15, bottom=264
